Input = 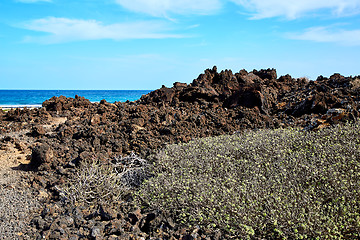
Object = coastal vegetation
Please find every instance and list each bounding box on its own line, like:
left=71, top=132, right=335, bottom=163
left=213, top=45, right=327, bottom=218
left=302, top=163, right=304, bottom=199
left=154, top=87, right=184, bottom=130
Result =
left=137, top=121, right=360, bottom=239
left=61, top=153, right=150, bottom=208
left=59, top=120, right=360, bottom=239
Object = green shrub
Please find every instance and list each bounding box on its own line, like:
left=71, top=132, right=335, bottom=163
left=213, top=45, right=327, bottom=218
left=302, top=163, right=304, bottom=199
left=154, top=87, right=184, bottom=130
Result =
left=136, top=122, right=360, bottom=239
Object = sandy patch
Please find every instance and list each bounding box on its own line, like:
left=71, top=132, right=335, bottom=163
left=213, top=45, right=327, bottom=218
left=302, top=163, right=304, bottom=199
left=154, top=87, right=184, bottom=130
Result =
left=0, top=142, right=30, bottom=172
left=42, top=116, right=67, bottom=131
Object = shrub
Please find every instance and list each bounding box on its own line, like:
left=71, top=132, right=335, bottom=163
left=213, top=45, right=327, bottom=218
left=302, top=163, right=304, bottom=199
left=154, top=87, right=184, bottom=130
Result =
left=136, top=122, right=360, bottom=239
left=60, top=153, right=149, bottom=208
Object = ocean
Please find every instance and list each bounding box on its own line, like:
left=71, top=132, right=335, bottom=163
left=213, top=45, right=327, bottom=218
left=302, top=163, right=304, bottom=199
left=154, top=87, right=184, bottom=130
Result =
left=0, top=90, right=152, bottom=108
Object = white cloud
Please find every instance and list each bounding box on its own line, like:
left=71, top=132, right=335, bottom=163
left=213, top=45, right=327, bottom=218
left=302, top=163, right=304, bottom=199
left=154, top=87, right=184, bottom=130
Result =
left=287, top=26, right=360, bottom=46
left=16, top=0, right=52, bottom=3
left=115, top=0, right=221, bottom=17
left=21, top=17, right=183, bottom=44
left=230, top=0, right=360, bottom=19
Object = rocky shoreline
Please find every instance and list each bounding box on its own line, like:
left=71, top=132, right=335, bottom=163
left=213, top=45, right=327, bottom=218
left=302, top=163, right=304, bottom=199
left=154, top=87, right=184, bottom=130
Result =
left=0, top=67, right=359, bottom=239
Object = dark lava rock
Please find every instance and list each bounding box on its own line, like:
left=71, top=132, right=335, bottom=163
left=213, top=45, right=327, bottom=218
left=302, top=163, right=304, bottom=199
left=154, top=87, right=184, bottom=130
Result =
left=42, top=95, right=91, bottom=113
left=31, top=125, right=46, bottom=137
left=27, top=67, right=358, bottom=169
left=30, top=143, right=54, bottom=170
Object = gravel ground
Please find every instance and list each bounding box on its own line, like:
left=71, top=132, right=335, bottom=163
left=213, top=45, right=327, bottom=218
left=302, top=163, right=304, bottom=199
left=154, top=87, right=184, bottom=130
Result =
left=0, top=143, right=41, bottom=240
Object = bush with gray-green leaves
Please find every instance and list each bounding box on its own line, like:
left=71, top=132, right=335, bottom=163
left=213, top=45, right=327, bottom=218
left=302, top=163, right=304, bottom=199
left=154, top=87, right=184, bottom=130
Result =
left=137, top=122, right=360, bottom=239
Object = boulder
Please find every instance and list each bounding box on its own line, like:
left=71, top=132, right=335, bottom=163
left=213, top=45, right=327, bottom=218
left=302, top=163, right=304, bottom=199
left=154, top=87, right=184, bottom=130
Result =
left=42, top=95, right=91, bottom=113
left=31, top=144, right=54, bottom=170
left=31, top=125, right=46, bottom=137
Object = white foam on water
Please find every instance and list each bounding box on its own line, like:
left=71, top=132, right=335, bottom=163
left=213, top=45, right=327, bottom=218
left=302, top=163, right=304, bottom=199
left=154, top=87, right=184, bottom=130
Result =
left=0, top=104, right=42, bottom=109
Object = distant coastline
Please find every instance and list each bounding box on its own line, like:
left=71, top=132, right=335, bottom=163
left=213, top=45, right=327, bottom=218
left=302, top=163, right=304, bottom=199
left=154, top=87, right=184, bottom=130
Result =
left=0, top=90, right=152, bottom=108
left=0, top=104, right=42, bottom=109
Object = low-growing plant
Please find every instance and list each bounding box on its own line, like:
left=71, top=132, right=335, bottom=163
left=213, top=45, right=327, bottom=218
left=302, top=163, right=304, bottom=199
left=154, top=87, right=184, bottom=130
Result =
left=136, top=121, right=360, bottom=239
left=60, top=153, right=149, bottom=208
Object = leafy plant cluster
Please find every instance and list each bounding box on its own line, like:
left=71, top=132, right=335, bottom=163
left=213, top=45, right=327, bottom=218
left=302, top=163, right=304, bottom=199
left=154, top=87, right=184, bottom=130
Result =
left=137, top=122, right=360, bottom=239
left=60, top=153, right=149, bottom=208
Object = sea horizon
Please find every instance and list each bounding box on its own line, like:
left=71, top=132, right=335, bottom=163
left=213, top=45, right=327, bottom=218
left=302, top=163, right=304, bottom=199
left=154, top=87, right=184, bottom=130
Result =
left=0, top=89, right=152, bottom=108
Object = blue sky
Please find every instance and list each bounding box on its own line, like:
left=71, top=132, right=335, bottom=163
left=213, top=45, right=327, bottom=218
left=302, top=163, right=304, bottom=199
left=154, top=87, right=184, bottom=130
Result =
left=1, top=0, right=360, bottom=90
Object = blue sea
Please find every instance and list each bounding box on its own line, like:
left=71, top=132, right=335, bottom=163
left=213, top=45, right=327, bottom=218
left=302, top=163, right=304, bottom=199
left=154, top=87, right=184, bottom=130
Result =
left=0, top=90, right=152, bottom=108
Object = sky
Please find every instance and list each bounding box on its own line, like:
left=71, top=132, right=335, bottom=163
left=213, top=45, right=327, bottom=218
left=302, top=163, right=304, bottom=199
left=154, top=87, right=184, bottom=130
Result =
left=1, top=0, right=360, bottom=90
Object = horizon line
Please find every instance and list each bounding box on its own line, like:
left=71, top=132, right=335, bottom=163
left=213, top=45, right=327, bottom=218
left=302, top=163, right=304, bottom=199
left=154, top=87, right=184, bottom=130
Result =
left=0, top=89, right=154, bottom=91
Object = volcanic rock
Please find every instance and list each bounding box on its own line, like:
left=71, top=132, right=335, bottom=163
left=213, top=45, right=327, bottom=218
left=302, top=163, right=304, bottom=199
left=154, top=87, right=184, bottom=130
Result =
left=30, top=143, right=54, bottom=170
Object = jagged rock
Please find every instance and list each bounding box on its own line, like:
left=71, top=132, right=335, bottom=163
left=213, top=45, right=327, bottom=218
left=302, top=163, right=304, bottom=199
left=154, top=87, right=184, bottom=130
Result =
left=2, top=66, right=359, bottom=172
left=30, top=143, right=54, bottom=169
left=173, top=82, right=187, bottom=90
left=140, top=86, right=176, bottom=103
left=31, top=125, right=46, bottom=136
left=253, top=68, right=277, bottom=80
left=42, top=95, right=91, bottom=113
left=179, top=85, right=219, bottom=102
left=99, top=205, right=117, bottom=221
